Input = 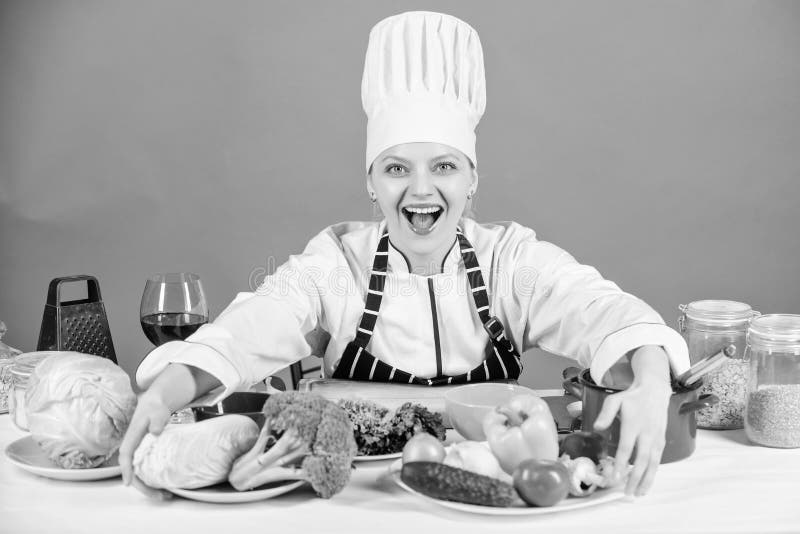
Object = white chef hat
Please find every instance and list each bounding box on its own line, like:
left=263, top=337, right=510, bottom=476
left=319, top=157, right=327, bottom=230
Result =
left=362, top=11, right=487, bottom=172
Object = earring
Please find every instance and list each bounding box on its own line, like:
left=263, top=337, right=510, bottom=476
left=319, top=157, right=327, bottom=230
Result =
left=467, top=190, right=474, bottom=200
left=369, top=192, right=376, bottom=202
left=372, top=197, right=382, bottom=220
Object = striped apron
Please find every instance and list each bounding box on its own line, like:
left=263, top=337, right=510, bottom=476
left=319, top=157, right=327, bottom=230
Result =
left=332, top=227, right=523, bottom=385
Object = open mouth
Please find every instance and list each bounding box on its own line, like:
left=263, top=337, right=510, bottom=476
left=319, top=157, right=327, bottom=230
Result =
left=401, top=205, right=444, bottom=235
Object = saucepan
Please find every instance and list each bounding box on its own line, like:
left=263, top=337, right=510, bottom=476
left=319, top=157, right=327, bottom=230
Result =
left=192, top=392, right=270, bottom=427
left=563, top=368, right=718, bottom=463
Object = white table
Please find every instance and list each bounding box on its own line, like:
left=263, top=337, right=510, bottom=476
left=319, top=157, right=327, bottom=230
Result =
left=2, top=407, right=799, bottom=534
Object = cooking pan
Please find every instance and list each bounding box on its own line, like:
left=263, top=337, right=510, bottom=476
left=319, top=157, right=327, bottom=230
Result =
left=563, top=368, right=718, bottom=463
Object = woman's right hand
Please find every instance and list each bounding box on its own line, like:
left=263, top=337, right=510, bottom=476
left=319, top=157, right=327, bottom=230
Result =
left=118, top=362, right=222, bottom=500
left=118, top=390, right=174, bottom=500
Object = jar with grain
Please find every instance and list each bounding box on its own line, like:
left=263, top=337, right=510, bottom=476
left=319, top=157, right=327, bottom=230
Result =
left=679, top=300, right=758, bottom=429
left=0, top=320, right=22, bottom=413
left=8, top=352, right=54, bottom=431
left=745, top=314, right=800, bottom=448
left=0, top=357, right=15, bottom=414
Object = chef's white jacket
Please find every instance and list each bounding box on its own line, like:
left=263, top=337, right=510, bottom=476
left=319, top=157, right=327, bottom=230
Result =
left=136, top=219, right=689, bottom=404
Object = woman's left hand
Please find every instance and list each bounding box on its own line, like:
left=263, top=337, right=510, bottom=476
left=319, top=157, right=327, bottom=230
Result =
left=592, top=345, right=672, bottom=497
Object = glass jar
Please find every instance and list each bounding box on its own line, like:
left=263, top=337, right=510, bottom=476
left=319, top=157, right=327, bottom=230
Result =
left=679, top=300, right=758, bottom=429
left=744, top=314, right=800, bottom=448
left=0, top=356, right=15, bottom=414
left=0, top=320, right=22, bottom=414
left=8, top=352, right=54, bottom=431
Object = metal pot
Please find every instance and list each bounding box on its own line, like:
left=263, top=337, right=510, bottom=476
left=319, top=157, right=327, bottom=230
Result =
left=563, top=369, right=718, bottom=464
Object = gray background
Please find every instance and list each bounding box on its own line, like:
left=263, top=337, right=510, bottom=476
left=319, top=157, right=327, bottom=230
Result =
left=1, top=0, right=798, bottom=390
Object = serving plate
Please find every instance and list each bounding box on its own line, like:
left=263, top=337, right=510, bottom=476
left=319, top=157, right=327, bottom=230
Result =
left=354, top=451, right=403, bottom=462
left=5, top=435, right=121, bottom=481
left=388, top=460, right=625, bottom=516
left=171, top=480, right=305, bottom=504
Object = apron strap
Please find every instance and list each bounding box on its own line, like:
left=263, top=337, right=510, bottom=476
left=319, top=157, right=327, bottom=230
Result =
left=455, top=228, right=518, bottom=356
left=353, top=230, right=389, bottom=348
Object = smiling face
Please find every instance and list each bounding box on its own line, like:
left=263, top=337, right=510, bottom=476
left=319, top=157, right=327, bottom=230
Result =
left=367, top=143, right=477, bottom=270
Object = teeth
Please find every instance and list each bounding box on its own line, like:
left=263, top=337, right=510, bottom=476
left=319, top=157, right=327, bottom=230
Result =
left=405, top=206, right=442, bottom=214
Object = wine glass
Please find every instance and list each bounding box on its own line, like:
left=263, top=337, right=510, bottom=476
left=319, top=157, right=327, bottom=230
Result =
left=140, top=272, right=208, bottom=423
left=140, top=273, right=208, bottom=346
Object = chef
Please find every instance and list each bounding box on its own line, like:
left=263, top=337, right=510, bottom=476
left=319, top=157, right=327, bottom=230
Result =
left=120, top=11, right=689, bottom=499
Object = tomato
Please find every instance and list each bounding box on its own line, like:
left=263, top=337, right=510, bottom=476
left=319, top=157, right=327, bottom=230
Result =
left=402, top=433, right=446, bottom=464
left=512, top=459, right=570, bottom=507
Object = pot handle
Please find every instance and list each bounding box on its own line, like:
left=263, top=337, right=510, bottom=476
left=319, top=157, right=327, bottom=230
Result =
left=679, top=393, right=719, bottom=415
left=562, top=367, right=583, bottom=398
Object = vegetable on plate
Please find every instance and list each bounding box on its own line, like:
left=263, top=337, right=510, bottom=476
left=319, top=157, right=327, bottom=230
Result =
left=442, top=441, right=511, bottom=483
left=401, top=461, right=517, bottom=507
left=228, top=392, right=357, bottom=498
left=482, top=394, right=559, bottom=474
left=560, top=456, right=604, bottom=497
left=133, top=415, right=259, bottom=489
left=558, top=431, right=607, bottom=464
left=26, top=353, right=137, bottom=469
left=512, top=459, right=571, bottom=507
left=338, top=399, right=446, bottom=456
left=402, top=433, right=445, bottom=464
left=557, top=432, right=630, bottom=497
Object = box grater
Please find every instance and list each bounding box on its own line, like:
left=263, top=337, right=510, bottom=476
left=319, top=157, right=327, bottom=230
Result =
left=36, top=275, right=117, bottom=363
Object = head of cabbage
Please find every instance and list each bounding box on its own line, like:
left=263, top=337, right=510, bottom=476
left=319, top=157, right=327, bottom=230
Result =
left=25, top=353, right=137, bottom=469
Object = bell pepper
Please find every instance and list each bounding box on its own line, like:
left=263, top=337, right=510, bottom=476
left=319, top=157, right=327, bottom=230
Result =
left=481, top=394, right=559, bottom=474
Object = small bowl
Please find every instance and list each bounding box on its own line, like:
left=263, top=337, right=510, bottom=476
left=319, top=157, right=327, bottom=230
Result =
left=444, top=383, right=537, bottom=440
left=192, top=392, right=269, bottom=427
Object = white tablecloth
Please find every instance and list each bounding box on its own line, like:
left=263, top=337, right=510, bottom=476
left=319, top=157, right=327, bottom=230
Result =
left=2, top=407, right=799, bottom=534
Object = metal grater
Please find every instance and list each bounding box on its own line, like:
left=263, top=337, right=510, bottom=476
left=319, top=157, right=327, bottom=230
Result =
left=36, top=275, right=117, bottom=363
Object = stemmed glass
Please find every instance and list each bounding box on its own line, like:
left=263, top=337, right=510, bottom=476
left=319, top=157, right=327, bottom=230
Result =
left=140, top=273, right=208, bottom=345
left=140, top=272, right=208, bottom=423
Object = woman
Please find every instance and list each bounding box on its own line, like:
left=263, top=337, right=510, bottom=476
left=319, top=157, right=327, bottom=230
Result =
left=120, top=11, right=689, bottom=499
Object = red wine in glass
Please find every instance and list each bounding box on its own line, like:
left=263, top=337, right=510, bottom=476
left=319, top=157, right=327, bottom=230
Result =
left=140, top=273, right=208, bottom=346
left=140, top=312, right=206, bottom=345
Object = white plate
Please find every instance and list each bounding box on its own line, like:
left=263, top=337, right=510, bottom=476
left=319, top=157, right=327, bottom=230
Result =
left=171, top=480, right=305, bottom=504
left=5, top=435, right=121, bottom=481
left=388, top=460, right=626, bottom=516
left=354, top=451, right=403, bottom=462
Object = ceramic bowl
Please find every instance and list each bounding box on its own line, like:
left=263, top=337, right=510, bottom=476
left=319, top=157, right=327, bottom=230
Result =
left=444, top=383, right=537, bottom=440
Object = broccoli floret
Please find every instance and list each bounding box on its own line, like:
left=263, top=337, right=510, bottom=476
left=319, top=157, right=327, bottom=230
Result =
left=228, top=392, right=357, bottom=498
left=338, top=399, right=446, bottom=455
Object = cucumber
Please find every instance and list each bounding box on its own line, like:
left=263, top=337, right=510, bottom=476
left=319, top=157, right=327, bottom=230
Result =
left=401, top=462, right=516, bottom=507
